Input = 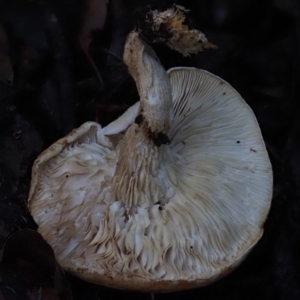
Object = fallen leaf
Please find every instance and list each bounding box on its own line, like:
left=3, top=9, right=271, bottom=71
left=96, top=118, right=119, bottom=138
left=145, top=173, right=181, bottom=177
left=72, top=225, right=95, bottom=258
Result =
left=80, top=0, right=107, bottom=42
left=79, top=0, right=108, bottom=85
left=0, top=24, right=13, bottom=85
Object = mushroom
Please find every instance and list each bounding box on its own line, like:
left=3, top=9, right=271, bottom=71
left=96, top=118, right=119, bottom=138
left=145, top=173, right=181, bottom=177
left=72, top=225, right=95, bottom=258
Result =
left=28, top=31, right=273, bottom=292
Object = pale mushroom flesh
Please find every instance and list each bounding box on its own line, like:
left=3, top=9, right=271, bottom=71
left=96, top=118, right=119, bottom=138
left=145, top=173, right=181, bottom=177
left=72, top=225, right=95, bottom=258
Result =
left=28, top=32, right=273, bottom=292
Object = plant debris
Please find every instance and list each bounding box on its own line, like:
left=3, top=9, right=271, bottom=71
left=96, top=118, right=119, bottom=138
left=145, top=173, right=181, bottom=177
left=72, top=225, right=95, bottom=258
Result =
left=145, top=5, right=217, bottom=57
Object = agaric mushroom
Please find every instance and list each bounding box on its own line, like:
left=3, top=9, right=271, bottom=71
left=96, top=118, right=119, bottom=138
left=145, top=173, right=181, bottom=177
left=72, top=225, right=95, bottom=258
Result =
left=28, top=31, right=273, bottom=292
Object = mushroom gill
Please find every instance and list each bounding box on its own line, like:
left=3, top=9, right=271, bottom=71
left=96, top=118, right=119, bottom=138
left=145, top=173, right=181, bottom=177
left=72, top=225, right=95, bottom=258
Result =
left=28, top=32, right=273, bottom=292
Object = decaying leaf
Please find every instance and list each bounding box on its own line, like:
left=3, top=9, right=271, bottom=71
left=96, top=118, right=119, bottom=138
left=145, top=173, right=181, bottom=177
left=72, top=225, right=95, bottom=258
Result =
left=0, top=229, right=72, bottom=300
left=80, top=0, right=107, bottom=42
left=0, top=24, right=13, bottom=85
left=79, top=0, right=108, bottom=85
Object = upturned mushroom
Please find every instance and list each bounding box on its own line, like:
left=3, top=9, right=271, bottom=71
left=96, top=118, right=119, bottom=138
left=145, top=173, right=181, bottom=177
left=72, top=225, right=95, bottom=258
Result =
left=28, top=31, right=273, bottom=292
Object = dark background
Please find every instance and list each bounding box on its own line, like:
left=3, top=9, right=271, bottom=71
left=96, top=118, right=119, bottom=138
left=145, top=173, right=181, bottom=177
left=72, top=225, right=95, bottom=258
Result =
left=0, top=0, right=299, bottom=299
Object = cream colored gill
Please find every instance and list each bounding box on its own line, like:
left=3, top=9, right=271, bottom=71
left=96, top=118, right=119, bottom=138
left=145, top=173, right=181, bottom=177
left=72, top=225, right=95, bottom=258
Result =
left=28, top=32, right=272, bottom=292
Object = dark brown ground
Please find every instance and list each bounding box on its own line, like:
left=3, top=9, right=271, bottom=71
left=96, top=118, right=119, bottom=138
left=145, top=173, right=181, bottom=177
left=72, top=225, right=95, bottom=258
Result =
left=0, top=0, right=300, bottom=299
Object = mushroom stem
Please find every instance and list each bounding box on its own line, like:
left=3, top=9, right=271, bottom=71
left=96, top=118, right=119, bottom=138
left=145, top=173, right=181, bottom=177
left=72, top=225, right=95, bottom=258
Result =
left=123, top=31, right=174, bottom=142
left=110, top=32, right=174, bottom=210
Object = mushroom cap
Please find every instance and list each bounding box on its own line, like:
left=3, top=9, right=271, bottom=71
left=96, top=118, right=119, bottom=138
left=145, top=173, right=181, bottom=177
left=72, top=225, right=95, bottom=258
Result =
left=28, top=67, right=272, bottom=292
